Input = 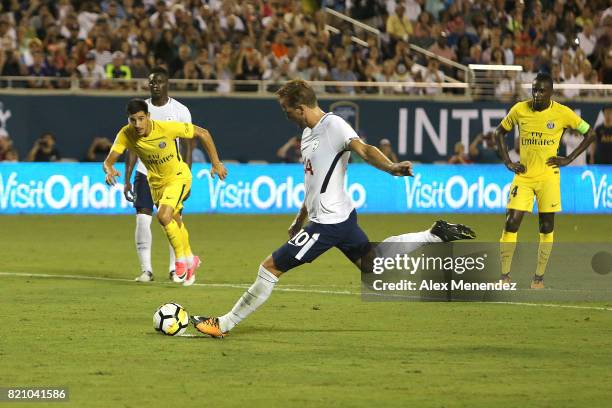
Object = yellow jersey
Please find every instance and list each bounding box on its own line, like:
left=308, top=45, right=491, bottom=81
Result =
left=500, top=100, right=588, bottom=180
left=112, top=120, right=195, bottom=188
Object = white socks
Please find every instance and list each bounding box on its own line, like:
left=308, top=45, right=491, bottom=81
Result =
left=135, top=214, right=153, bottom=273
left=136, top=214, right=181, bottom=273
left=381, top=230, right=442, bottom=254
left=218, top=265, right=279, bottom=333
left=168, top=243, right=176, bottom=272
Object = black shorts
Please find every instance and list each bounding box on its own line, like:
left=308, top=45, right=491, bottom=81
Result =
left=272, top=210, right=371, bottom=272
left=134, top=171, right=154, bottom=211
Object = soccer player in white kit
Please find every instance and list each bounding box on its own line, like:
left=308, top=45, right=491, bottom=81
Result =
left=192, top=79, right=476, bottom=337
left=124, top=67, right=194, bottom=283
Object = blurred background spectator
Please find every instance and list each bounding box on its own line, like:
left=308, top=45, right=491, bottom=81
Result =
left=0, top=0, right=604, bottom=96
left=27, top=132, right=61, bottom=162
left=85, top=137, right=112, bottom=162
left=592, top=104, right=612, bottom=164
left=469, top=131, right=501, bottom=163
left=277, top=135, right=302, bottom=163
left=378, top=138, right=398, bottom=162
left=448, top=142, right=470, bottom=164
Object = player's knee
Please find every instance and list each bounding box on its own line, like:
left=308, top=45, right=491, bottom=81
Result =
left=261, top=256, right=282, bottom=278
left=504, top=218, right=520, bottom=233
left=539, top=220, right=554, bottom=234
left=156, top=211, right=172, bottom=226
left=137, top=208, right=152, bottom=216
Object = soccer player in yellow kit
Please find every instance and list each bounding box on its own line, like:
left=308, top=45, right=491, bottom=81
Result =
left=495, top=72, right=595, bottom=289
left=103, top=99, right=227, bottom=286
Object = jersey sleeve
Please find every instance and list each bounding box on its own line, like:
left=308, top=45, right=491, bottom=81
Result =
left=564, top=106, right=590, bottom=134
left=168, top=121, right=195, bottom=139
left=327, top=116, right=359, bottom=152
left=500, top=103, right=519, bottom=131
left=111, top=128, right=129, bottom=154
left=179, top=105, right=192, bottom=124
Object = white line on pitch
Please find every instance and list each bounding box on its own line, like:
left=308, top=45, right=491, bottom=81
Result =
left=1, top=271, right=611, bottom=311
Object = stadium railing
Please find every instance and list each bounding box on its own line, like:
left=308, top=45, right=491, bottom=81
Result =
left=322, top=6, right=469, bottom=85
left=2, top=76, right=611, bottom=102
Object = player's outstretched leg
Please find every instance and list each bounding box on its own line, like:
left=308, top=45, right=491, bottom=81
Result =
left=192, top=261, right=280, bottom=338
left=134, top=211, right=154, bottom=282
left=382, top=220, right=475, bottom=251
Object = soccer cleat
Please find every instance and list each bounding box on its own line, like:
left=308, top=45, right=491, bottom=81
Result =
left=430, top=220, right=476, bottom=242
left=135, top=271, right=153, bottom=282
left=169, top=270, right=184, bottom=283
left=499, top=273, right=512, bottom=284
left=530, top=277, right=545, bottom=289
left=191, top=315, right=224, bottom=338
left=175, top=261, right=188, bottom=280
left=183, top=255, right=201, bottom=287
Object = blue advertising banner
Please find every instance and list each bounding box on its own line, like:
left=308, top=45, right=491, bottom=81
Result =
left=1, top=163, right=611, bottom=214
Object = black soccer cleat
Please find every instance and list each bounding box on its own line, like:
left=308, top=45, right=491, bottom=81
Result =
left=430, top=220, right=476, bottom=242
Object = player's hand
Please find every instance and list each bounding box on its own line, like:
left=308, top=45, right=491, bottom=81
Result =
left=105, top=167, right=121, bottom=186
left=210, top=162, right=228, bottom=180
left=288, top=219, right=304, bottom=239
left=123, top=182, right=134, bottom=202
left=506, top=161, right=526, bottom=174
left=389, top=161, right=413, bottom=177
left=546, top=156, right=571, bottom=168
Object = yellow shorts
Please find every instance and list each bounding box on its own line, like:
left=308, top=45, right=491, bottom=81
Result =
left=507, top=175, right=561, bottom=213
left=151, top=179, right=192, bottom=215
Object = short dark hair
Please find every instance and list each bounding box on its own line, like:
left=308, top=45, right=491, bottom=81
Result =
left=126, top=98, right=148, bottom=115
left=149, top=66, right=169, bottom=79
left=276, top=79, right=317, bottom=109
left=535, top=72, right=553, bottom=88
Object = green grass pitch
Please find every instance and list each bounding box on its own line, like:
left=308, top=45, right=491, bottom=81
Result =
left=1, top=213, right=611, bottom=407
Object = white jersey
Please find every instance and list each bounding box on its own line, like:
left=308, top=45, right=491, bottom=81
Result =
left=300, top=113, right=359, bottom=224
left=136, top=97, right=192, bottom=175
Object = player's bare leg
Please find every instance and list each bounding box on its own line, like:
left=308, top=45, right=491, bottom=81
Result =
left=134, top=207, right=154, bottom=282
left=532, top=212, right=554, bottom=289
left=500, top=209, right=525, bottom=283
left=192, top=255, right=282, bottom=338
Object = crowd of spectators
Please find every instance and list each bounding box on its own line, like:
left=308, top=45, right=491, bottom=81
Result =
left=0, top=0, right=610, bottom=95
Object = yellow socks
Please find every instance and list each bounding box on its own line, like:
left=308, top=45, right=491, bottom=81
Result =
left=163, top=219, right=185, bottom=259
left=500, top=231, right=518, bottom=276
left=179, top=222, right=193, bottom=260
left=535, top=232, right=554, bottom=278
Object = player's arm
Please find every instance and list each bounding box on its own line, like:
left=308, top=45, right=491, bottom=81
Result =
left=494, top=125, right=526, bottom=174
left=348, top=138, right=413, bottom=176
left=547, top=126, right=596, bottom=167
left=122, top=150, right=137, bottom=201
left=180, top=108, right=194, bottom=169
left=546, top=116, right=595, bottom=167
left=104, top=131, right=128, bottom=186
left=181, top=138, right=194, bottom=169
left=288, top=203, right=308, bottom=238
left=192, top=125, right=228, bottom=180
left=496, top=103, right=525, bottom=174
left=103, top=150, right=122, bottom=186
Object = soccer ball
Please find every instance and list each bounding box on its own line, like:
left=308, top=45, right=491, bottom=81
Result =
left=153, top=303, right=189, bottom=336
